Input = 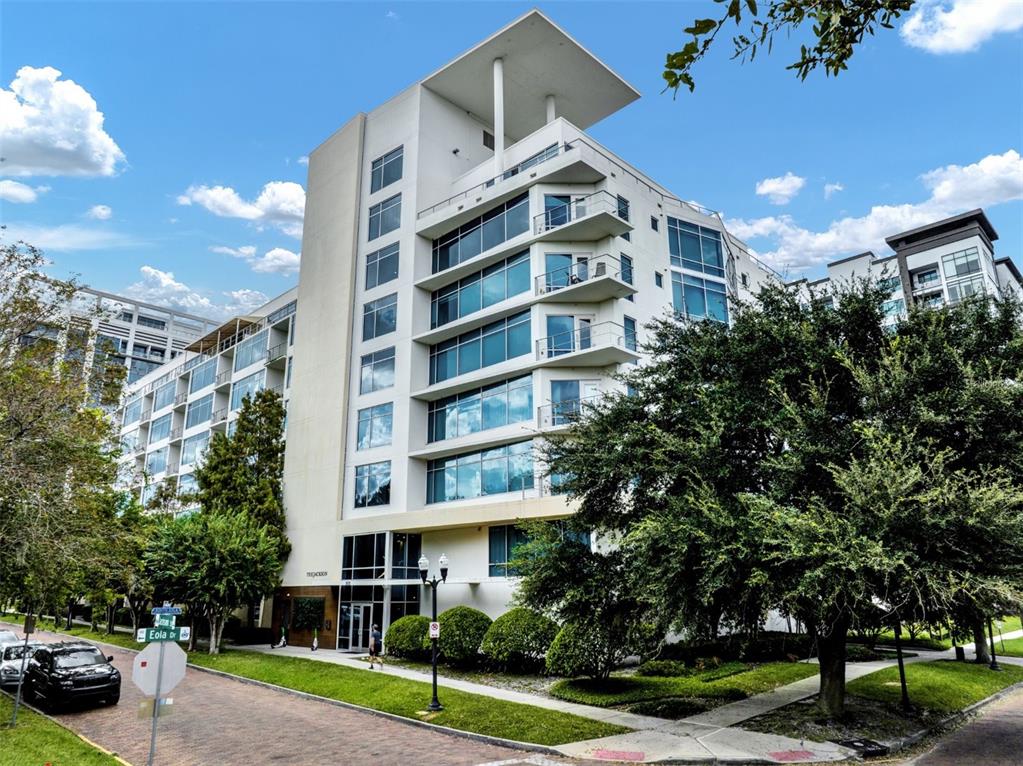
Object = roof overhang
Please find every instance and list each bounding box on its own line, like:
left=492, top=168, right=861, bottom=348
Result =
left=421, top=9, right=640, bottom=141
left=185, top=315, right=260, bottom=354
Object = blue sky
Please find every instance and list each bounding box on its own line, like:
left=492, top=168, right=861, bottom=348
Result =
left=2, top=1, right=1021, bottom=318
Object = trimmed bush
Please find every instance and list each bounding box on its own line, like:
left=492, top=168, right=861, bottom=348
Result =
left=387, top=615, right=431, bottom=660
left=481, top=608, right=559, bottom=672
left=546, top=622, right=626, bottom=680
left=429, top=606, right=492, bottom=667
left=636, top=659, right=690, bottom=678
left=628, top=696, right=714, bottom=719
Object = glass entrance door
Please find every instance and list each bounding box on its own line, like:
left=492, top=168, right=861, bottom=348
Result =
left=348, top=603, right=373, bottom=651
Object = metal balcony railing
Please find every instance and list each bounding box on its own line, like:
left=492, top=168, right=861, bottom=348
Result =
left=535, top=321, right=636, bottom=360
left=174, top=392, right=188, bottom=406
left=169, top=427, right=183, bottom=441
left=534, top=254, right=628, bottom=296
left=211, top=407, right=228, bottom=425
left=215, top=370, right=232, bottom=387
left=266, top=342, right=287, bottom=364
left=532, top=190, right=624, bottom=236
left=536, top=394, right=602, bottom=429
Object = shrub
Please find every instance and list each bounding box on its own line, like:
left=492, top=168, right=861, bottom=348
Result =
left=291, top=597, right=325, bottom=631
left=546, top=622, right=627, bottom=680
left=429, top=606, right=492, bottom=667
left=636, top=659, right=690, bottom=678
left=481, top=608, right=559, bottom=672
left=628, top=697, right=714, bottom=719
left=386, top=615, right=431, bottom=660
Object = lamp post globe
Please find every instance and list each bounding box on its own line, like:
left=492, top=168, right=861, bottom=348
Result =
left=418, top=553, right=450, bottom=712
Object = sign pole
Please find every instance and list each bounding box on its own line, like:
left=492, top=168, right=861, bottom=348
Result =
left=8, top=615, right=35, bottom=727
left=146, top=639, right=165, bottom=766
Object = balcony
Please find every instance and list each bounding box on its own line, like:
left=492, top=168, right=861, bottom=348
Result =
left=536, top=394, right=602, bottom=430
left=140, top=406, right=153, bottom=422
left=534, top=254, right=636, bottom=303
left=210, top=407, right=229, bottom=431
left=532, top=190, right=632, bottom=242
left=266, top=342, right=287, bottom=369
left=173, top=392, right=188, bottom=409
left=215, top=370, right=232, bottom=389
left=169, top=427, right=183, bottom=442
left=535, top=321, right=639, bottom=368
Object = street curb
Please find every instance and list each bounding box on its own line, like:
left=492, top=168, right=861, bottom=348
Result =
left=1, top=689, right=134, bottom=766
left=0, top=622, right=562, bottom=757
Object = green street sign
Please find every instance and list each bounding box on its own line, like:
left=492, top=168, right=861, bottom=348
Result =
left=136, top=626, right=191, bottom=643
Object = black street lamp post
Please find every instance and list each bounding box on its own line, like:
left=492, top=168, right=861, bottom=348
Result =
left=418, top=553, right=448, bottom=711
left=988, top=618, right=1001, bottom=671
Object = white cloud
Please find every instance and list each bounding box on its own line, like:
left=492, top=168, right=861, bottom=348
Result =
left=727, top=149, right=1023, bottom=273
left=210, top=244, right=300, bottom=276
left=0, top=179, right=45, bottom=203
left=297, top=155, right=309, bottom=166
left=123, top=266, right=268, bottom=320
left=177, top=181, right=305, bottom=238
left=0, top=222, right=135, bottom=251
left=86, top=204, right=112, bottom=220
left=385, top=10, right=400, bottom=20
left=755, top=172, right=806, bottom=205
left=0, top=65, right=125, bottom=177
left=901, top=0, right=1023, bottom=54
left=824, top=182, right=844, bottom=200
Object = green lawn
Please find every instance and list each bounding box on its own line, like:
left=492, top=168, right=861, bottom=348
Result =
left=1000, top=637, right=1023, bottom=658
left=0, top=614, right=138, bottom=651
left=847, top=660, right=1023, bottom=713
left=0, top=695, right=122, bottom=766
left=551, top=662, right=818, bottom=707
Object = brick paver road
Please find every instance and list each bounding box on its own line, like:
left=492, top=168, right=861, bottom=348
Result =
left=16, top=625, right=584, bottom=766
left=908, top=686, right=1023, bottom=766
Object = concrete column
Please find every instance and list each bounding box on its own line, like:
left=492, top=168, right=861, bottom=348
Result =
left=493, top=57, right=505, bottom=173
left=545, top=94, right=556, bottom=124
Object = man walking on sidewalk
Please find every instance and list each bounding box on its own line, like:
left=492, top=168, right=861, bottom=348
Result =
left=368, top=624, right=383, bottom=669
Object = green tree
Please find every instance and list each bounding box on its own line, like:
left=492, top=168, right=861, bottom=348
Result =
left=665, top=0, right=915, bottom=93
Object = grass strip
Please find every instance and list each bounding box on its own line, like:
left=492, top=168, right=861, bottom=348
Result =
left=847, top=659, right=1023, bottom=713
left=551, top=662, right=818, bottom=707
left=0, top=695, right=123, bottom=766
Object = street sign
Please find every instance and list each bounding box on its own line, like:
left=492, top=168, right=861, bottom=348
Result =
left=154, top=614, right=176, bottom=628
left=429, top=621, right=440, bottom=639
left=23, top=615, right=35, bottom=635
left=133, top=641, right=187, bottom=697
left=151, top=606, right=182, bottom=616
left=136, top=626, right=190, bottom=643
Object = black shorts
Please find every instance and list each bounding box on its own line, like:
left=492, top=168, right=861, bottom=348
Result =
left=369, top=643, right=379, bottom=657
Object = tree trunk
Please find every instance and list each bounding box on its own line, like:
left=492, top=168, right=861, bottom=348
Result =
left=106, top=603, right=115, bottom=635
left=816, top=617, right=849, bottom=717
left=65, top=601, right=74, bottom=630
left=208, top=615, right=222, bottom=654
left=973, top=620, right=991, bottom=664
left=188, top=612, right=197, bottom=652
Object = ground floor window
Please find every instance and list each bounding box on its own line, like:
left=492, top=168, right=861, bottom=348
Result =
left=342, top=533, right=386, bottom=580
left=338, top=584, right=384, bottom=652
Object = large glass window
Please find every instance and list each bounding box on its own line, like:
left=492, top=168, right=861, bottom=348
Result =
left=190, top=358, right=216, bottom=393
left=362, top=293, right=398, bottom=341
left=882, top=298, right=906, bottom=319
left=178, top=473, right=197, bottom=497
left=427, top=440, right=533, bottom=504
left=429, top=311, right=530, bottom=384
left=391, top=533, right=422, bottom=579
left=357, top=403, right=393, bottom=449
left=488, top=525, right=531, bottom=577
left=617, top=195, right=630, bottom=222
left=149, top=413, right=171, bottom=444
left=185, top=393, right=213, bottom=429
left=432, top=193, right=529, bottom=273
left=370, top=146, right=403, bottom=193
left=365, top=242, right=399, bottom=289
left=123, top=397, right=143, bottom=426
left=230, top=369, right=265, bottom=411
left=146, top=446, right=168, bottom=475
left=947, top=275, right=986, bottom=304
left=431, top=251, right=530, bottom=328
left=181, top=431, right=210, bottom=467
left=233, top=330, right=267, bottom=372
left=667, top=218, right=724, bottom=278
left=428, top=374, right=532, bottom=442
left=153, top=382, right=175, bottom=411
left=672, top=273, right=728, bottom=323
left=620, top=253, right=634, bottom=285
left=623, top=316, right=638, bottom=351
left=341, top=533, right=386, bottom=580
left=368, top=194, right=401, bottom=241
left=942, top=247, right=982, bottom=279
left=121, top=430, right=140, bottom=454
left=354, top=461, right=391, bottom=507
left=360, top=347, right=395, bottom=394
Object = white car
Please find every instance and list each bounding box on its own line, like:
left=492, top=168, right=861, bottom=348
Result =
left=0, top=630, right=19, bottom=645
left=0, top=641, right=43, bottom=688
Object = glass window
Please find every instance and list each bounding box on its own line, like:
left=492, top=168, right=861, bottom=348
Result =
left=370, top=146, right=403, bottom=193
left=914, top=269, right=940, bottom=288
left=551, top=380, right=581, bottom=426
left=430, top=251, right=530, bottom=328
left=178, top=473, right=197, bottom=496
left=431, top=193, right=528, bottom=273
left=341, top=533, right=386, bottom=579
left=360, top=347, right=395, bottom=394
left=121, top=429, right=140, bottom=454
left=230, top=369, right=265, bottom=411
left=650, top=215, right=659, bottom=231
left=357, top=403, right=393, bottom=449
left=190, top=358, right=216, bottom=393
left=620, top=254, right=634, bottom=285
left=365, top=242, right=399, bottom=289
left=181, top=431, right=210, bottom=467
left=149, top=413, right=172, bottom=444
left=391, top=533, right=422, bottom=579
left=362, top=293, right=397, bottom=340
left=233, top=330, right=267, bottom=372
left=655, top=272, right=664, bottom=288
left=623, top=316, right=638, bottom=351
left=128, top=358, right=160, bottom=384
left=882, top=298, right=906, bottom=319
left=123, top=397, right=143, bottom=426
left=427, top=440, right=533, bottom=504
left=429, top=311, right=530, bottom=384
left=672, top=273, right=728, bottom=323
left=137, top=315, right=166, bottom=330
left=354, top=461, right=391, bottom=507
left=947, top=275, right=986, bottom=304
left=942, top=247, right=982, bottom=279
left=153, top=382, right=175, bottom=411
left=617, top=195, right=630, bottom=221
left=545, top=315, right=576, bottom=356
left=146, top=446, right=168, bottom=475
left=368, top=194, right=401, bottom=241
left=879, top=275, right=902, bottom=293
left=667, top=218, right=725, bottom=278
left=428, top=374, right=532, bottom=442
left=488, top=525, right=531, bottom=577
left=185, top=393, right=213, bottom=429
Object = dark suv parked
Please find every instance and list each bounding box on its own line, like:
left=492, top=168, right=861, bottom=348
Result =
left=24, top=642, right=120, bottom=710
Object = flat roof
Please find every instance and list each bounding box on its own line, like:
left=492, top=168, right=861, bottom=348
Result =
left=885, top=208, right=998, bottom=249
left=421, top=9, right=640, bottom=141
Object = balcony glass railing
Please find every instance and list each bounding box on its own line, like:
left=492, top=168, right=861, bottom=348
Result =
left=537, top=394, right=602, bottom=428
left=534, top=254, right=626, bottom=295
left=533, top=190, right=624, bottom=236
left=535, top=321, right=632, bottom=360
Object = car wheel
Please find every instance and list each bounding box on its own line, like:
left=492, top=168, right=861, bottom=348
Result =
left=107, top=692, right=120, bottom=705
